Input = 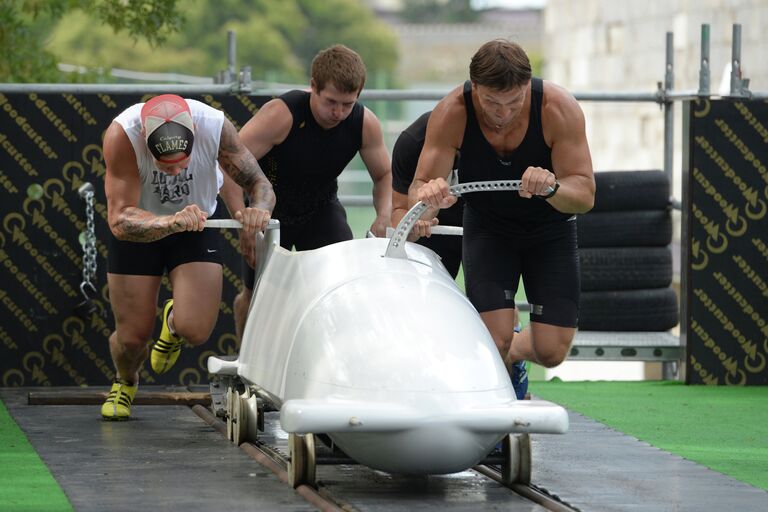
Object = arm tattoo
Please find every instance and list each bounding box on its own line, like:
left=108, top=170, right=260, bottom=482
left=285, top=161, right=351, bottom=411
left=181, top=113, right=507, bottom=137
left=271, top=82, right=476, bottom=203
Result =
left=218, top=121, right=275, bottom=211
left=113, top=207, right=176, bottom=242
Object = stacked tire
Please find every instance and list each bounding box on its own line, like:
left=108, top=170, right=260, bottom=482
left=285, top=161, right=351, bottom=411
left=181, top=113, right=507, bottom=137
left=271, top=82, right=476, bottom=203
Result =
left=577, top=170, right=679, bottom=331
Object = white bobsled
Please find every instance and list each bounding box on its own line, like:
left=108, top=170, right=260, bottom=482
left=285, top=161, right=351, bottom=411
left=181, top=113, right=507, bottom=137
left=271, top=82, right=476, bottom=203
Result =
left=207, top=180, right=568, bottom=487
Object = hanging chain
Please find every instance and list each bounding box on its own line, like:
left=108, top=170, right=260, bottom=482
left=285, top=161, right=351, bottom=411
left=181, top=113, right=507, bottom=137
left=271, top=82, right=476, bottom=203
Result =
left=79, top=183, right=97, bottom=292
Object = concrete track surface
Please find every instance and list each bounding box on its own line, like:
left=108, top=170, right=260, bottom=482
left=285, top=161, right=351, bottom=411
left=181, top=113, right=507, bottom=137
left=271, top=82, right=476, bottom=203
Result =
left=2, top=387, right=765, bottom=512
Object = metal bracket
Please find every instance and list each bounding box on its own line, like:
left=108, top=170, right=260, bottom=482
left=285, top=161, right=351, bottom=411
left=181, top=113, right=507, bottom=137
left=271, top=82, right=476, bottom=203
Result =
left=384, top=180, right=521, bottom=259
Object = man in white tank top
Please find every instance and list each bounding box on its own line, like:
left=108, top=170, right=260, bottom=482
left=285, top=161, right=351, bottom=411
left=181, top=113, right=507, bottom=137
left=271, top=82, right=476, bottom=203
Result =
left=101, top=94, right=275, bottom=421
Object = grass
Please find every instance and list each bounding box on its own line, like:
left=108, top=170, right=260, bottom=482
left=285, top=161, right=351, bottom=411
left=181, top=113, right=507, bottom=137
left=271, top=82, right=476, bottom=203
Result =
left=0, top=400, right=72, bottom=511
left=533, top=380, right=768, bottom=490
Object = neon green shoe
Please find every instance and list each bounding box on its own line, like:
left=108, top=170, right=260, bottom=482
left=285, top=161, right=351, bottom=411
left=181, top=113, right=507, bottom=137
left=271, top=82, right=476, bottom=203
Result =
left=101, top=378, right=138, bottom=421
left=151, top=299, right=184, bottom=374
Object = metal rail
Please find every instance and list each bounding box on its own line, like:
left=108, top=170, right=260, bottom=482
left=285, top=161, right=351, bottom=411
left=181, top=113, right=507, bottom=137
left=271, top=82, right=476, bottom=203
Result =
left=192, top=405, right=347, bottom=512
left=193, top=403, right=581, bottom=511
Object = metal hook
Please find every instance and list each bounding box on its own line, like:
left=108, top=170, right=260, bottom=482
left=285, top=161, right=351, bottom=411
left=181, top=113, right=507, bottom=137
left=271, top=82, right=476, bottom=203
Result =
left=75, top=281, right=99, bottom=318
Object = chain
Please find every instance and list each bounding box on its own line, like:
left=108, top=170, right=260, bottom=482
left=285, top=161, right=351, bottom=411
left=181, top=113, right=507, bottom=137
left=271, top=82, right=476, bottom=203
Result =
left=81, top=186, right=97, bottom=289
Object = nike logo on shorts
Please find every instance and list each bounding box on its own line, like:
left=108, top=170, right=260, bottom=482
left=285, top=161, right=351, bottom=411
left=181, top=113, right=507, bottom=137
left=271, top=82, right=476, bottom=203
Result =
left=207, top=249, right=217, bottom=253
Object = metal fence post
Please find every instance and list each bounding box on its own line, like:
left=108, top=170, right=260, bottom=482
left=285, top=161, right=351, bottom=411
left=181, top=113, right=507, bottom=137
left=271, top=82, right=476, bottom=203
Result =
left=729, top=24, right=751, bottom=97
left=663, top=32, right=674, bottom=182
left=698, top=24, right=710, bottom=96
left=227, top=30, right=237, bottom=82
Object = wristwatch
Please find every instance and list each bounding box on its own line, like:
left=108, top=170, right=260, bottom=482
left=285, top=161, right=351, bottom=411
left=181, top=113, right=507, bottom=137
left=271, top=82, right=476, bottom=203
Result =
left=541, top=180, right=560, bottom=199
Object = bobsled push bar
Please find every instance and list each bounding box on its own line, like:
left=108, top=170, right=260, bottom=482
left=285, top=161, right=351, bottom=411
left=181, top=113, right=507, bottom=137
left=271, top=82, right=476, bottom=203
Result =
left=385, top=180, right=524, bottom=259
left=204, top=218, right=281, bottom=229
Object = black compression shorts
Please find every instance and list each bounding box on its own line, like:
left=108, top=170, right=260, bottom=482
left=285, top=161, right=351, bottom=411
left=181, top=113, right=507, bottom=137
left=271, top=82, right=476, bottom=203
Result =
left=107, top=229, right=223, bottom=276
left=242, top=199, right=353, bottom=289
left=462, top=210, right=580, bottom=327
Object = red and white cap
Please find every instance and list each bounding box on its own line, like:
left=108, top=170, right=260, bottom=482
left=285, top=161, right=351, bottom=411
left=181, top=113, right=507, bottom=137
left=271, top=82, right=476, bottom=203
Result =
left=140, top=94, right=195, bottom=164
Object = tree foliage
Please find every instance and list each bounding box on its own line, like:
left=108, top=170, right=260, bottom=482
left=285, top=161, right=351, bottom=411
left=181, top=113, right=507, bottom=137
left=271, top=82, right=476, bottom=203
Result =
left=401, top=0, right=478, bottom=24
left=3, top=0, right=399, bottom=85
left=1, top=0, right=185, bottom=82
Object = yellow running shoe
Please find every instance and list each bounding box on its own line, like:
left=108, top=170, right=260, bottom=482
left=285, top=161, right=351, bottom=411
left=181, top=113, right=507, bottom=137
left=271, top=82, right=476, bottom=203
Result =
left=151, top=299, right=184, bottom=374
left=101, top=378, right=138, bottom=421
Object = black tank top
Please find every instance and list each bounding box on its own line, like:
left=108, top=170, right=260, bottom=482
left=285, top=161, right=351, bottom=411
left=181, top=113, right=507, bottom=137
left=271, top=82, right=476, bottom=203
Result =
left=258, top=90, right=364, bottom=224
left=459, top=78, right=571, bottom=233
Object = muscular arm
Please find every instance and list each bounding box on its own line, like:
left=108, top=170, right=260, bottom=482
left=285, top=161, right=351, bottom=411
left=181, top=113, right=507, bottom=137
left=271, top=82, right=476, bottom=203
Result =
left=104, top=122, right=191, bottom=242
left=391, top=190, right=409, bottom=226
left=359, top=107, right=392, bottom=236
left=541, top=82, right=595, bottom=213
left=410, top=87, right=465, bottom=209
left=218, top=172, right=246, bottom=218
left=218, top=118, right=275, bottom=213
left=228, top=99, right=292, bottom=259
left=239, top=99, right=292, bottom=161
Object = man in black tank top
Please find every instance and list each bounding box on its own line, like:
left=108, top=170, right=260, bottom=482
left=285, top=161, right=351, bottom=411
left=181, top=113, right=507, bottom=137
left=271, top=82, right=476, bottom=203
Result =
left=412, top=39, right=595, bottom=399
left=231, top=44, right=392, bottom=342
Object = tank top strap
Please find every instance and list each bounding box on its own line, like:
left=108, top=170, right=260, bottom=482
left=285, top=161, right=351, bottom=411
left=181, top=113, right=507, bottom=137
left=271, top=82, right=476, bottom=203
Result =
left=529, top=77, right=544, bottom=139
left=462, top=80, right=475, bottom=119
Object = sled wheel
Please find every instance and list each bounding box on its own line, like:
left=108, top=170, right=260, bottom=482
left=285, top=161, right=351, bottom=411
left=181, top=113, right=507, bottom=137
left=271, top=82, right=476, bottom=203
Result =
left=288, top=433, right=316, bottom=488
left=232, top=388, right=250, bottom=446
left=501, top=433, right=532, bottom=486
left=225, top=386, right=236, bottom=442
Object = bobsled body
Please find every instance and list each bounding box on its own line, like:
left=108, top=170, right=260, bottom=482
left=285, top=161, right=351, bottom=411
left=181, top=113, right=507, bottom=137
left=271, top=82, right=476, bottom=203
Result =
left=211, top=237, right=567, bottom=474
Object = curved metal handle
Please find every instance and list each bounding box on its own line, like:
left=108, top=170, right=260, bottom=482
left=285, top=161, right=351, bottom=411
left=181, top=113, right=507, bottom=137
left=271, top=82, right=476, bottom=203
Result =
left=384, top=180, right=522, bottom=259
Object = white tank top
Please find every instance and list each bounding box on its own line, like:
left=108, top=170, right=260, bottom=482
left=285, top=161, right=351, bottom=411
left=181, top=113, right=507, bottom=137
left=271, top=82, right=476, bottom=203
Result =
left=114, top=99, right=225, bottom=216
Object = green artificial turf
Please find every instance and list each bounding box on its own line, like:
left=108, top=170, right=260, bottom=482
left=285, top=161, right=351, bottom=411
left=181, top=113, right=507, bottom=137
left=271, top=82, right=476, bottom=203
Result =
left=532, top=380, right=768, bottom=491
left=0, top=399, right=72, bottom=511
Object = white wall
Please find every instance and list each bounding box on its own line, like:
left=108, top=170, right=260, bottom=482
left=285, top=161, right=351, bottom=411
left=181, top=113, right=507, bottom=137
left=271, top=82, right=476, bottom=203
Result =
left=544, top=0, right=767, bottom=200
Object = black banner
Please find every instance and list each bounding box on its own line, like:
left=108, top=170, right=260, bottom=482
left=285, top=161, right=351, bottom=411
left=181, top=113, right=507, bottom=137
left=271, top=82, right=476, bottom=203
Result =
left=686, top=98, right=768, bottom=385
left=0, top=92, right=269, bottom=387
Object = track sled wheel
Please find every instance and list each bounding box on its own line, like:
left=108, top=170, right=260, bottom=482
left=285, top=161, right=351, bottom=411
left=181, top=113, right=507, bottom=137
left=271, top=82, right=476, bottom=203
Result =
left=225, top=386, right=236, bottom=442
left=288, top=433, right=316, bottom=488
left=232, top=388, right=250, bottom=446
left=501, top=433, right=532, bottom=485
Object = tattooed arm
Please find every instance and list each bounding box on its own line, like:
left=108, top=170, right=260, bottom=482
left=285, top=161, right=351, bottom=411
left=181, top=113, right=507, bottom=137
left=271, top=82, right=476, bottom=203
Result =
left=217, top=119, right=275, bottom=232
left=103, top=121, right=206, bottom=242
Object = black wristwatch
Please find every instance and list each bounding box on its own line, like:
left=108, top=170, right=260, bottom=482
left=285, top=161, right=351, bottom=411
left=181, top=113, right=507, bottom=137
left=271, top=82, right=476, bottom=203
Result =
left=541, top=180, right=560, bottom=199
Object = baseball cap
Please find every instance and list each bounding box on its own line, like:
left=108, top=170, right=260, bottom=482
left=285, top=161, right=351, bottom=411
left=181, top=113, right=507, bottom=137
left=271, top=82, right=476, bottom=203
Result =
left=140, top=94, right=195, bottom=164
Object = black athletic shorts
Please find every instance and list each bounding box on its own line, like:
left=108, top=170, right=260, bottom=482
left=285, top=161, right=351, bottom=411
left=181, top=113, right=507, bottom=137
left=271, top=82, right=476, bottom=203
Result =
left=242, top=199, right=353, bottom=289
left=462, top=208, right=580, bottom=327
left=107, top=229, right=223, bottom=276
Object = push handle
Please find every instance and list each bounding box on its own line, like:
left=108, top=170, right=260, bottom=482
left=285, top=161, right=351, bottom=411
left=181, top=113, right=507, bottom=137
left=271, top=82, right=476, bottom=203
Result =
left=204, top=218, right=280, bottom=229
left=385, top=225, right=464, bottom=238
left=384, top=180, right=522, bottom=259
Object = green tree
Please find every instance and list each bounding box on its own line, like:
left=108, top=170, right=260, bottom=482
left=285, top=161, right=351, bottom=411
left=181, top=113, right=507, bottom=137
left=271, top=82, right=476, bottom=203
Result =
left=39, top=0, right=399, bottom=86
left=0, top=0, right=184, bottom=82
left=401, top=0, right=478, bottom=24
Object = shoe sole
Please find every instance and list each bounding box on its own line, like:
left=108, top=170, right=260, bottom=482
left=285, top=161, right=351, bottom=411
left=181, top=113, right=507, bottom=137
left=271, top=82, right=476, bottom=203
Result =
left=101, top=415, right=130, bottom=421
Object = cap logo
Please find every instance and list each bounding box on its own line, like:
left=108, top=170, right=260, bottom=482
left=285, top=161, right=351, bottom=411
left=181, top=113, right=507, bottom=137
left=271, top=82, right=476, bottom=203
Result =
left=140, top=94, right=195, bottom=162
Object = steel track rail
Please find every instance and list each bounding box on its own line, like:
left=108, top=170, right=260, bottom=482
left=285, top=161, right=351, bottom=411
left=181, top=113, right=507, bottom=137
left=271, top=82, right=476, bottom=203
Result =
left=193, top=404, right=582, bottom=511
left=473, top=464, right=582, bottom=512
left=192, top=405, right=351, bottom=512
